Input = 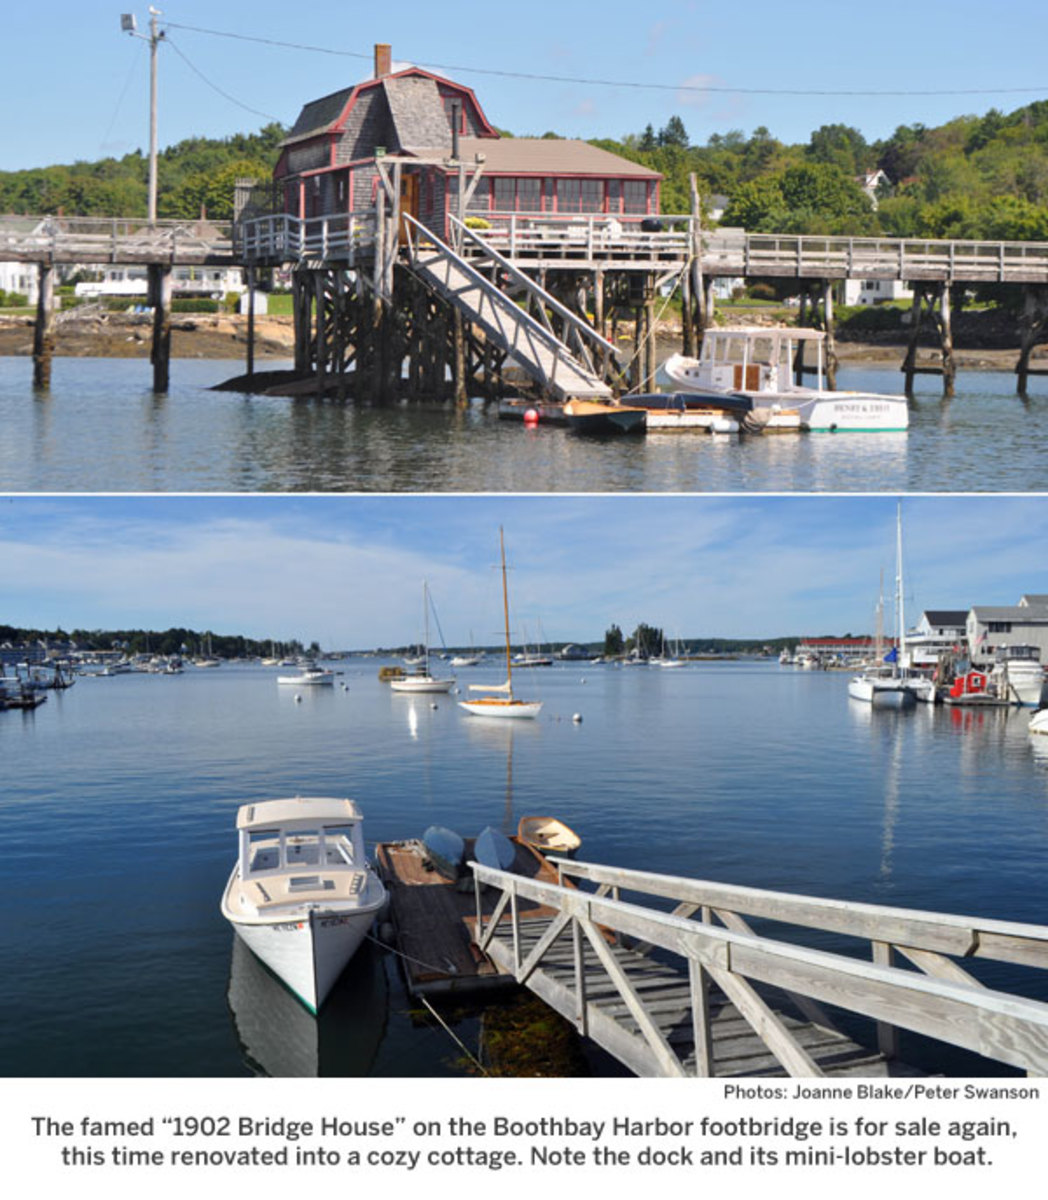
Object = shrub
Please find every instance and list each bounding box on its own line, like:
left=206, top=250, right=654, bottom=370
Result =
left=172, top=299, right=220, bottom=313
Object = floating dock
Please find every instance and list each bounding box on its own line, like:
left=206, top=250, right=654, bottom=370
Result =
left=375, top=835, right=564, bottom=997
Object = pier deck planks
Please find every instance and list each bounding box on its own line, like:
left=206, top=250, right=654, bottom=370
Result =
left=481, top=915, right=923, bottom=1078
left=375, top=838, right=564, bottom=997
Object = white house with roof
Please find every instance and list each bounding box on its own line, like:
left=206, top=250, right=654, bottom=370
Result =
left=966, top=597, right=1048, bottom=667
left=906, top=609, right=969, bottom=668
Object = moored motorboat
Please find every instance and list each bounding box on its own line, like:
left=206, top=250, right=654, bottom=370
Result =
left=517, top=815, right=581, bottom=857
left=990, top=645, right=1048, bottom=707
left=1029, top=709, right=1048, bottom=736
left=220, top=797, right=387, bottom=1013
left=563, top=399, right=647, bottom=435
left=663, top=328, right=909, bottom=432
left=277, top=665, right=334, bottom=686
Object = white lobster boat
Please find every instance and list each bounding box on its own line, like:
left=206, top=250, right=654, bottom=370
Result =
left=663, top=328, right=909, bottom=432
left=220, top=797, right=387, bottom=1013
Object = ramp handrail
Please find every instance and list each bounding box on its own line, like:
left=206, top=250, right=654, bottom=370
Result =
left=447, top=214, right=620, bottom=381
left=547, top=858, right=1048, bottom=968
left=471, top=860, right=1048, bottom=1077
left=401, top=213, right=611, bottom=400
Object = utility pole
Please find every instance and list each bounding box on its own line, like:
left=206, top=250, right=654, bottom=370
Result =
left=121, top=8, right=164, bottom=223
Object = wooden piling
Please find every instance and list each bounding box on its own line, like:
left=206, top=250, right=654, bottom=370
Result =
left=936, top=283, right=956, bottom=399
left=32, top=262, right=55, bottom=390
left=148, top=263, right=172, bottom=394
left=245, top=267, right=256, bottom=379
left=1016, top=285, right=1048, bottom=396
left=902, top=285, right=926, bottom=396
left=822, top=280, right=838, bottom=391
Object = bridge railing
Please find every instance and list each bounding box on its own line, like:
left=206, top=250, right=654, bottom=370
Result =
left=707, top=230, right=1048, bottom=283
left=457, top=210, right=693, bottom=262
left=237, top=212, right=377, bottom=264
left=0, top=215, right=233, bottom=263
left=472, top=858, right=1048, bottom=1077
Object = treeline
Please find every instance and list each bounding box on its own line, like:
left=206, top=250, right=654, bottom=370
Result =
left=0, top=124, right=285, bottom=220
left=602, top=624, right=796, bottom=657
left=0, top=624, right=309, bottom=659
left=6, top=96, right=1048, bottom=243
left=591, top=99, right=1048, bottom=241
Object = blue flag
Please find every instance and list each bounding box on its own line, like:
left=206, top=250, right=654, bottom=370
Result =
left=883, top=647, right=898, bottom=663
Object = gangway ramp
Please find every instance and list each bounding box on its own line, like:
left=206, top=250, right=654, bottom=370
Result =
left=470, top=858, right=1048, bottom=1077
left=401, top=214, right=614, bottom=403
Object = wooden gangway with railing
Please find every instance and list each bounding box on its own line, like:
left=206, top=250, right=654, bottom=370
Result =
left=0, top=215, right=234, bottom=266
left=470, top=857, right=1048, bottom=1078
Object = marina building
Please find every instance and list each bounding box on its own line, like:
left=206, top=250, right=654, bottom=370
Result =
left=967, top=597, right=1048, bottom=667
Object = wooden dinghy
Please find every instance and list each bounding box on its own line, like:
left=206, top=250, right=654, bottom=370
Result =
left=516, top=815, right=581, bottom=857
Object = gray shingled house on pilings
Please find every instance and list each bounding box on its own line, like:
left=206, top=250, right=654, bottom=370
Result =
left=237, top=44, right=692, bottom=404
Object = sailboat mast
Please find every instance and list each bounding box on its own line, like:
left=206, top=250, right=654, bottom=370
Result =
left=423, top=581, right=430, bottom=671
left=896, top=503, right=906, bottom=675
left=500, top=527, right=513, bottom=694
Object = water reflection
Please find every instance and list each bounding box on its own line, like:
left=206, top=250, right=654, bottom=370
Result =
left=227, top=936, right=387, bottom=1077
left=4, top=357, right=1048, bottom=491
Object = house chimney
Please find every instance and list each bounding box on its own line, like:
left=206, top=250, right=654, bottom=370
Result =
left=450, top=99, right=461, bottom=160
left=374, top=43, right=392, bottom=78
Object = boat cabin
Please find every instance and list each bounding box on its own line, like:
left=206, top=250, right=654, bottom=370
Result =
left=235, top=797, right=369, bottom=911
left=274, top=44, right=663, bottom=237
left=696, top=327, right=827, bottom=394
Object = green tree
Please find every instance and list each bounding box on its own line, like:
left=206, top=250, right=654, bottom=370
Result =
left=603, top=624, right=624, bottom=657
left=806, top=123, right=868, bottom=177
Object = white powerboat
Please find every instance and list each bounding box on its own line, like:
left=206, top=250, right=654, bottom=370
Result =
left=1029, top=709, right=1048, bottom=736
left=459, top=529, right=543, bottom=719
left=220, top=797, right=387, bottom=1013
left=990, top=645, right=1048, bottom=708
left=663, top=328, right=909, bottom=432
left=277, top=665, right=334, bottom=686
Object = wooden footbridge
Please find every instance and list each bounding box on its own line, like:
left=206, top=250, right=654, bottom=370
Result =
left=7, top=202, right=1048, bottom=398
left=467, top=857, right=1048, bottom=1077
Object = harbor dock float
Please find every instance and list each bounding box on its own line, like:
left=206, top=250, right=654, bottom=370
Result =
left=374, top=835, right=565, bottom=997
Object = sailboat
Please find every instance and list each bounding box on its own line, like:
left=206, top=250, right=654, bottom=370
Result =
left=390, top=582, right=456, bottom=694
left=459, top=529, right=543, bottom=720
left=848, top=504, right=919, bottom=709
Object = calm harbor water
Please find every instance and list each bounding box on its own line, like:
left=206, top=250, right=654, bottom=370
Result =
left=2, top=356, right=1047, bottom=493
left=2, top=657, right=1047, bottom=1078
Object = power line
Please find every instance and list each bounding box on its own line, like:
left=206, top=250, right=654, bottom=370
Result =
left=164, top=36, right=282, bottom=123
left=162, top=20, right=1048, bottom=100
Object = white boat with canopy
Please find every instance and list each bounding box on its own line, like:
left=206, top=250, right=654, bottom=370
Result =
left=220, top=797, right=386, bottom=1013
left=664, top=328, right=909, bottom=432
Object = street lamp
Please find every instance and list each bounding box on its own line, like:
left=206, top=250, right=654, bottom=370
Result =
left=121, top=8, right=164, bottom=224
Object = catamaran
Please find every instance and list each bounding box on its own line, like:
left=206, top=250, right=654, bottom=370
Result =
left=220, top=797, right=387, bottom=1013
left=459, top=529, right=543, bottom=719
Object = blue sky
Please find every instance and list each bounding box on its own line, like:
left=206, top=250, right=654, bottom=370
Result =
left=2, top=495, right=1045, bottom=647
left=5, top=1, right=1047, bottom=172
